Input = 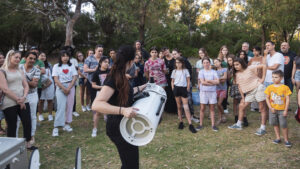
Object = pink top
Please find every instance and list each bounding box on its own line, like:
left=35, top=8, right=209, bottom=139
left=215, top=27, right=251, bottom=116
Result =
left=236, top=65, right=261, bottom=93
left=144, top=58, right=167, bottom=86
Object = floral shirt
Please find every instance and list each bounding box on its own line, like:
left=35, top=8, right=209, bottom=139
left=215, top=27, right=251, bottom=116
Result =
left=144, top=58, right=167, bottom=86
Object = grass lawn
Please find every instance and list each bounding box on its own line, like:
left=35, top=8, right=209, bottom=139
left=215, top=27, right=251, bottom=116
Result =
left=8, top=87, right=296, bottom=169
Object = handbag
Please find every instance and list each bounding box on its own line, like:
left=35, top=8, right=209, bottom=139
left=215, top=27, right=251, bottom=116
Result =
left=0, top=69, right=7, bottom=106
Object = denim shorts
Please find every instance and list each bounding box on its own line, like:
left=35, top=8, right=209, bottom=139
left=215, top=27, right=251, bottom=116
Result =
left=79, top=78, right=86, bottom=86
left=295, top=70, right=300, bottom=82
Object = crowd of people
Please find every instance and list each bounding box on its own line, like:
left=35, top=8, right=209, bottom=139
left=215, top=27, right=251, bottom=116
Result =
left=0, top=40, right=299, bottom=154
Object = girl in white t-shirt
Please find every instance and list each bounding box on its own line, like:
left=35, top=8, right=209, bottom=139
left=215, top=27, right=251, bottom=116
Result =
left=52, top=50, right=78, bottom=137
left=171, top=57, right=196, bottom=133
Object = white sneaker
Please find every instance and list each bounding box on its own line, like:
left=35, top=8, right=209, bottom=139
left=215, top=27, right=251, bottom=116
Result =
left=73, top=112, right=80, bottom=117
left=91, top=128, right=97, bottom=137
left=191, top=116, right=200, bottom=123
left=82, top=106, right=87, bottom=112
left=52, top=128, right=59, bottom=137
left=86, top=105, right=91, bottom=111
left=39, top=115, right=44, bottom=121
left=63, top=124, right=73, bottom=132
left=48, top=115, right=53, bottom=121
left=224, top=109, right=229, bottom=114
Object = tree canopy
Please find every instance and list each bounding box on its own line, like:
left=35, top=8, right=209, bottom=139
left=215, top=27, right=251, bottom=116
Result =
left=0, top=0, right=300, bottom=57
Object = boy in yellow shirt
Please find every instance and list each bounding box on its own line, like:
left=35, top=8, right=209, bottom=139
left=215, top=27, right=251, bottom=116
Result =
left=265, top=70, right=292, bottom=147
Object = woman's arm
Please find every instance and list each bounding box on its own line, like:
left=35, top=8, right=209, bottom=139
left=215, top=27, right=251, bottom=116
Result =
left=92, top=82, right=102, bottom=90
left=144, top=71, right=149, bottom=80
left=78, top=69, right=87, bottom=79
left=256, top=65, right=266, bottom=83
left=27, top=78, right=39, bottom=88
left=292, top=61, right=296, bottom=85
left=238, top=84, right=245, bottom=103
left=21, top=72, right=29, bottom=99
left=92, top=86, right=138, bottom=118
left=186, top=77, right=190, bottom=92
left=133, top=84, right=147, bottom=94
left=67, top=75, right=78, bottom=90
left=219, top=71, right=227, bottom=83
left=53, top=76, right=67, bottom=91
left=0, top=71, right=20, bottom=101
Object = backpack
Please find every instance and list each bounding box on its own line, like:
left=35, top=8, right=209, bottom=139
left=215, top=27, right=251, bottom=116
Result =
left=0, top=69, right=7, bottom=106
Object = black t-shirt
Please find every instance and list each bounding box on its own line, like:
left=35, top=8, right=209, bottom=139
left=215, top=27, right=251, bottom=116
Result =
left=91, top=69, right=110, bottom=91
left=182, top=56, right=193, bottom=81
left=104, top=75, right=134, bottom=107
left=280, top=51, right=296, bottom=79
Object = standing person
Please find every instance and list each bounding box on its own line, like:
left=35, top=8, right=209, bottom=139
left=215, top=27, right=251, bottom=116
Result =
left=292, top=48, right=300, bottom=111
left=171, top=57, right=197, bottom=133
left=52, top=50, right=78, bottom=137
left=214, top=59, right=228, bottom=124
left=84, top=45, right=104, bottom=111
left=197, top=57, right=220, bottom=132
left=62, top=46, right=80, bottom=117
left=228, top=58, right=268, bottom=136
left=248, top=47, right=265, bottom=112
left=0, top=52, right=6, bottom=135
left=108, top=49, right=116, bottom=68
left=91, top=56, right=110, bottom=137
left=195, top=48, right=213, bottom=73
left=133, top=53, right=146, bottom=86
left=38, top=52, right=54, bottom=121
left=218, top=45, right=229, bottom=113
left=0, top=50, right=34, bottom=149
left=242, top=42, right=254, bottom=61
left=77, top=51, right=90, bottom=112
left=280, top=42, right=296, bottom=93
left=144, top=47, right=167, bottom=87
left=19, top=52, right=40, bottom=145
left=264, top=41, right=285, bottom=87
left=162, top=47, right=177, bottom=114
left=173, top=49, right=199, bottom=122
left=134, top=40, right=150, bottom=61
left=227, top=55, right=241, bottom=123
left=159, top=50, right=164, bottom=60
left=92, top=45, right=147, bottom=169
left=237, top=50, right=248, bottom=65
left=265, top=70, right=292, bottom=147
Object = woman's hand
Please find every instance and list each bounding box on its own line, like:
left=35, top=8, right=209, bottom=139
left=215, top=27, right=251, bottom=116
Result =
left=17, top=97, right=26, bottom=104
left=63, top=88, right=70, bottom=95
left=121, top=107, right=139, bottom=118
left=20, top=103, right=26, bottom=110
left=292, top=79, right=296, bottom=85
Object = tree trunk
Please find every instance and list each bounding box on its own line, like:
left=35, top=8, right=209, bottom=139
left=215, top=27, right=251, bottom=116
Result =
left=139, top=5, right=146, bottom=45
left=65, top=19, right=75, bottom=46
left=261, top=24, right=266, bottom=50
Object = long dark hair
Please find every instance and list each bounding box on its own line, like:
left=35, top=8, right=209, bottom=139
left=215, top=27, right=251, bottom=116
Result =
left=175, top=56, right=186, bottom=69
left=233, top=57, right=248, bottom=80
left=39, top=52, right=50, bottom=68
left=227, top=54, right=235, bottom=71
left=58, top=50, right=72, bottom=67
left=99, top=56, right=109, bottom=70
left=237, top=50, right=248, bottom=64
left=109, top=45, right=135, bottom=106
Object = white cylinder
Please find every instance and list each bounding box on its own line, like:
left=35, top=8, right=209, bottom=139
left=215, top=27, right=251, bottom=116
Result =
left=120, top=83, right=167, bottom=146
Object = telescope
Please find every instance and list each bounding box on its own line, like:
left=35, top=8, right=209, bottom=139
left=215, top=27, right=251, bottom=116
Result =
left=120, top=79, right=167, bottom=146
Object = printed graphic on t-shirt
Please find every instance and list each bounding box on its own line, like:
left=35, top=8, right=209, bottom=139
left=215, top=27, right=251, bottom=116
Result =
left=284, top=55, right=290, bottom=65
left=99, top=74, right=107, bottom=85
left=270, top=92, right=284, bottom=105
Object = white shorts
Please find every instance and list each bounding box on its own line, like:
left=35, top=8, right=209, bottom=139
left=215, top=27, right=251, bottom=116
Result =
left=200, top=91, right=217, bottom=104
left=245, top=84, right=266, bottom=103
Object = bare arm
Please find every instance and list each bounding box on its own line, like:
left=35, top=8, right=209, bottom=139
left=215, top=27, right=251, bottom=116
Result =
left=54, top=76, right=67, bottom=91
left=144, top=71, right=149, bottom=81
left=267, top=63, right=280, bottom=70
left=67, top=75, right=77, bottom=90
left=27, top=78, right=39, bottom=88
left=171, top=78, right=175, bottom=90
left=92, top=82, right=102, bottom=90
left=219, top=72, right=227, bottom=83
left=77, top=69, right=87, bottom=79
left=133, top=84, right=147, bottom=94
left=292, top=61, right=296, bottom=84
left=283, top=95, right=290, bottom=116
left=91, top=86, right=138, bottom=118
left=21, top=72, right=29, bottom=99
left=40, top=67, right=46, bottom=74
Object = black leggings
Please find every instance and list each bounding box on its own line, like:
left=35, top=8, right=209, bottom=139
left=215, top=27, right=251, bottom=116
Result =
left=87, top=81, right=97, bottom=104
left=3, top=103, right=32, bottom=141
left=106, top=115, right=139, bottom=169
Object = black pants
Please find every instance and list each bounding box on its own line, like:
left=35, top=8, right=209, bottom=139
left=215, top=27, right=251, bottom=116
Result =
left=106, top=115, right=139, bottom=169
left=73, top=85, right=77, bottom=112
left=3, top=103, right=32, bottom=141
left=87, top=81, right=97, bottom=104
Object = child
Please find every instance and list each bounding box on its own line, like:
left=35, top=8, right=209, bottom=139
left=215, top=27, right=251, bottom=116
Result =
left=228, top=58, right=267, bottom=136
left=197, top=57, right=220, bottom=131
left=265, top=70, right=292, bottom=147
left=144, top=47, right=167, bottom=87
left=227, top=55, right=242, bottom=123
left=171, top=57, right=197, bottom=133
left=38, top=52, right=54, bottom=121
left=52, top=50, right=78, bottom=137
left=214, top=59, right=227, bottom=124
left=91, top=56, right=110, bottom=137
left=76, top=51, right=90, bottom=112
